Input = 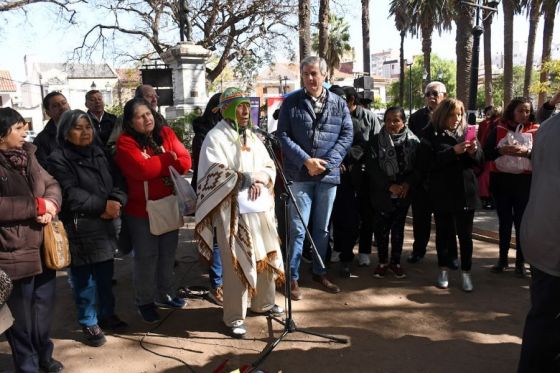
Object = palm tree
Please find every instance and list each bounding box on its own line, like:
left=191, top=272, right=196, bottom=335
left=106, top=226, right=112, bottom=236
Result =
left=318, top=0, right=329, bottom=60
left=410, top=0, right=453, bottom=85
left=389, top=0, right=413, bottom=105
left=483, top=1, right=497, bottom=106
left=299, top=0, right=311, bottom=64
left=523, top=0, right=543, bottom=97
left=452, top=0, right=475, bottom=104
left=503, top=0, right=523, bottom=106
left=538, top=0, right=560, bottom=106
left=312, top=14, right=352, bottom=82
left=362, top=0, right=371, bottom=74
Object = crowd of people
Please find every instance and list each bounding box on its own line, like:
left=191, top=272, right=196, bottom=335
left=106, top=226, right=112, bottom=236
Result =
left=0, top=55, right=558, bottom=372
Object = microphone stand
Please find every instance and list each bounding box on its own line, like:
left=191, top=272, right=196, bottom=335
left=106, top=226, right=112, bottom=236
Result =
left=250, top=134, right=348, bottom=371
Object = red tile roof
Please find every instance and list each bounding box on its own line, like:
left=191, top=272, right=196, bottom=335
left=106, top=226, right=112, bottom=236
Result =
left=0, top=70, right=17, bottom=92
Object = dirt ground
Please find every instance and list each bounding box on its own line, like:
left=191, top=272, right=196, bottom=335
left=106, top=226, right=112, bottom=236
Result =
left=0, top=219, right=530, bottom=373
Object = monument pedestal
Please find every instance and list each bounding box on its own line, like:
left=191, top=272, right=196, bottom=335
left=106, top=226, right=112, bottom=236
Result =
left=162, top=42, right=212, bottom=120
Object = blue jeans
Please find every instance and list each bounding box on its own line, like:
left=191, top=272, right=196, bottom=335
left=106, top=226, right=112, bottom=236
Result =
left=70, top=260, right=115, bottom=327
left=288, top=181, right=337, bottom=280
left=209, top=240, right=223, bottom=289
left=125, top=214, right=179, bottom=306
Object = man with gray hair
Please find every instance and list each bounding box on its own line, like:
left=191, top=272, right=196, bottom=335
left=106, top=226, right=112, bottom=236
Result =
left=277, top=56, right=353, bottom=299
left=406, top=81, right=457, bottom=267
left=135, top=84, right=159, bottom=110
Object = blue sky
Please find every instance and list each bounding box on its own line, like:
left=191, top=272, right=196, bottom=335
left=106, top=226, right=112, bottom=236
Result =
left=1, top=1, right=558, bottom=81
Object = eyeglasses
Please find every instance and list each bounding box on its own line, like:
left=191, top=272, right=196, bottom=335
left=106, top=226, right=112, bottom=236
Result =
left=425, top=91, right=442, bottom=97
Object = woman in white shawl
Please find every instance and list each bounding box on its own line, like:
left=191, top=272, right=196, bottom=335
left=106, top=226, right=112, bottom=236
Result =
left=195, top=87, right=284, bottom=338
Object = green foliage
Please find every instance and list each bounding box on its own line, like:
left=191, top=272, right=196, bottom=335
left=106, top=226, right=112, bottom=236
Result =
left=372, top=96, right=386, bottom=110
left=530, top=60, right=560, bottom=98
left=167, top=112, right=199, bottom=152
left=485, top=66, right=539, bottom=107
left=105, top=104, right=124, bottom=118
left=312, top=13, right=352, bottom=81
left=387, top=55, right=456, bottom=111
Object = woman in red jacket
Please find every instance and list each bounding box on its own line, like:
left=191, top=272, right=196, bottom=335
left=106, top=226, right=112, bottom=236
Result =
left=115, top=98, right=191, bottom=323
left=483, top=97, right=538, bottom=277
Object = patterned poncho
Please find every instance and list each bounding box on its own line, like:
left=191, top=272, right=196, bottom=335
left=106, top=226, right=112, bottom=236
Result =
left=194, top=120, right=284, bottom=295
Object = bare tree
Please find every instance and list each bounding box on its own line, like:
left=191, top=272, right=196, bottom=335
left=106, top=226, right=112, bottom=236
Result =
left=318, top=0, right=329, bottom=60
left=74, top=0, right=297, bottom=83
left=0, top=0, right=82, bottom=23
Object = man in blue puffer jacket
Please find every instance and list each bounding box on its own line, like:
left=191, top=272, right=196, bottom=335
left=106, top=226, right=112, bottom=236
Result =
left=277, top=56, right=353, bottom=300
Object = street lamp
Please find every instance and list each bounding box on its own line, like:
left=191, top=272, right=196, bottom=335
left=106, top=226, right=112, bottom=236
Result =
left=407, top=62, right=413, bottom=115
left=437, top=67, right=443, bottom=81
left=463, top=0, right=500, bottom=115
left=90, top=81, right=97, bottom=89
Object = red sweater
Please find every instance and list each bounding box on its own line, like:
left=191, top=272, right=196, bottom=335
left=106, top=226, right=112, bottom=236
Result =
left=115, top=126, right=192, bottom=217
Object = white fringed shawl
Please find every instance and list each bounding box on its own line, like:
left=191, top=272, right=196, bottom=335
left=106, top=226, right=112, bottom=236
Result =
left=194, top=120, right=284, bottom=295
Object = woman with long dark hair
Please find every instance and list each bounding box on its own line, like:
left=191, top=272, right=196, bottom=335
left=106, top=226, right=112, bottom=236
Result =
left=484, top=97, right=539, bottom=277
left=115, top=98, right=191, bottom=323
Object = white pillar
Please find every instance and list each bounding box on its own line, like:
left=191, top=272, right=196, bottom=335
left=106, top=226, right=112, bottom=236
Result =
left=162, top=42, right=212, bottom=120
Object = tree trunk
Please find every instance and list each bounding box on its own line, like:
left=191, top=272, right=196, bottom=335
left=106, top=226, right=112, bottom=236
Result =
left=454, top=2, right=474, bottom=105
left=399, top=30, right=405, bottom=106
left=299, top=0, right=311, bottom=83
left=299, top=0, right=312, bottom=59
left=362, top=0, right=371, bottom=74
left=318, top=0, right=329, bottom=60
left=524, top=0, right=541, bottom=97
left=421, top=23, right=432, bottom=87
left=503, top=0, right=515, bottom=106
left=538, top=0, right=556, bottom=107
left=483, top=8, right=494, bottom=106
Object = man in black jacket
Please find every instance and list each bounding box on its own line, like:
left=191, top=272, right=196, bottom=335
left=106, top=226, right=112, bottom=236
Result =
left=33, top=92, right=70, bottom=169
left=85, top=90, right=117, bottom=146
left=407, top=81, right=457, bottom=268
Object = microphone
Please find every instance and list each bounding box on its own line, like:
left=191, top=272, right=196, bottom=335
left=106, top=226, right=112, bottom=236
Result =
left=251, top=126, right=277, bottom=141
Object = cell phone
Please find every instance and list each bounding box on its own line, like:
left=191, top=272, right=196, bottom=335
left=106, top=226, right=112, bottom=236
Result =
left=465, top=125, right=477, bottom=142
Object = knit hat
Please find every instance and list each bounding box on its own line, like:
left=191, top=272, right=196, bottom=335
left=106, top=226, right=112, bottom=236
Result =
left=219, top=87, right=251, bottom=126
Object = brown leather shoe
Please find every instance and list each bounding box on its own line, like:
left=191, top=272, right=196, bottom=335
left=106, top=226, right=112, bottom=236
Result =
left=312, top=274, right=341, bottom=293
left=290, top=279, right=302, bottom=301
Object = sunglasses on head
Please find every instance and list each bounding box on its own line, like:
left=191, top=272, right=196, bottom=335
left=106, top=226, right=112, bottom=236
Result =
left=425, top=91, right=442, bottom=97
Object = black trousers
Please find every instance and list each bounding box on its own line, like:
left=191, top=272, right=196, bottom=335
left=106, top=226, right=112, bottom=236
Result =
left=433, top=210, right=474, bottom=271
left=494, top=182, right=531, bottom=266
left=518, top=267, right=560, bottom=373
left=373, top=199, right=409, bottom=265
left=5, top=268, right=57, bottom=373
left=411, top=188, right=433, bottom=257
left=332, top=172, right=360, bottom=263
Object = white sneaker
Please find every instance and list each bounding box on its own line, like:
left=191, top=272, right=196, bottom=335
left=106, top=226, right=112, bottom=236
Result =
left=230, top=320, right=246, bottom=338
left=462, top=271, right=474, bottom=292
left=437, top=269, right=449, bottom=289
left=330, top=251, right=341, bottom=263
left=357, top=253, right=371, bottom=267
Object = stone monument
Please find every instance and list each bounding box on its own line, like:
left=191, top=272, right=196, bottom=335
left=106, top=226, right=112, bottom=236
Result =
left=162, top=42, right=212, bottom=120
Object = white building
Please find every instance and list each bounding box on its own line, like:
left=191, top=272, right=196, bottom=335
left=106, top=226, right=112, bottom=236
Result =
left=21, top=56, right=119, bottom=132
left=371, top=49, right=400, bottom=78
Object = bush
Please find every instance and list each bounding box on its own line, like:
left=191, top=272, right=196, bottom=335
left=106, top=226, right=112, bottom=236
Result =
left=168, top=112, right=199, bottom=152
